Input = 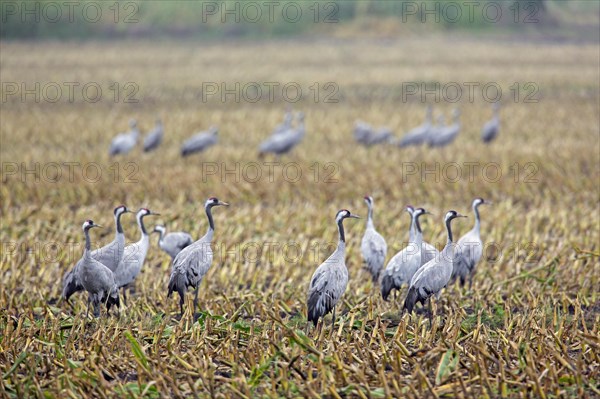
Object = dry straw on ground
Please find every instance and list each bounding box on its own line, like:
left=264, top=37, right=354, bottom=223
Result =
left=1, top=37, right=598, bottom=398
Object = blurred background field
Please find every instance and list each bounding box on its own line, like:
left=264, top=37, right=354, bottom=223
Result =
left=1, top=1, right=599, bottom=398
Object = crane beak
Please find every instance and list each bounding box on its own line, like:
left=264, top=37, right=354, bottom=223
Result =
left=484, top=201, right=493, bottom=206
left=457, top=214, right=467, bottom=218
left=424, top=211, right=434, bottom=215
left=349, top=213, right=361, bottom=219
left=218, top=201, right=229, bottom=206
left=92, top=224, right=103, bottom=228
left=150, top=212, right=160, bottom=216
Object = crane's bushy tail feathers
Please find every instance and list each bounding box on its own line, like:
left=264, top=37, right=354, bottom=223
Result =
left=106, top=288, right=120, bottom=312
left=403, top=286, right=419, bottom=314
left=62, top=271, right=83, bottom=301
left=168, top=273, right=187, bottom=298
left=380, top=274, right=395, bottom=302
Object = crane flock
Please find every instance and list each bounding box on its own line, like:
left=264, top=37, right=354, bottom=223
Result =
left=63, top=195, right=488, bottom=332
left=107, top=103, right=500, bottom=157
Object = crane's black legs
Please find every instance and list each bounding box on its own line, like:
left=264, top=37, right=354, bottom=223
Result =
left=193, top=287, right=199, bottom=317
left=331, top=306, right=336, bottom=331
left=86, top=296, right=91, bottom=319
left=122, top=286, right=128, bottom=307
left=428, top=299, right=433, bottom=329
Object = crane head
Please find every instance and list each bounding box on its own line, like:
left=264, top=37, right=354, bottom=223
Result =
left=445, top=210, right=467, bottom=222
left=82, top=220, right=101, bottom=231
left=336, top=209, right=360, bottom=222
left=206, top=197, right=229, bottom=208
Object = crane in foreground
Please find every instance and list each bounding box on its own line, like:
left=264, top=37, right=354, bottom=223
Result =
left=109, top=119, right=139, bottom=157
left=481, top=102, right=500, bottom=143
left=168, top=197, right=229, bottom=317
left=153, top=224, right=194, bottom=260
left=143, top=119, right=164, bottom=152
left=307, top=209, right=360, bottom=332
left=360, top=196, right=387, bottom=282
left=451, top=198, right=488, bottom=288
left=78, top=220, right=120, bottom=318
left=404, top=210, right=466, bottom=326
left=62, top=205, right=131, bottom=303
left=114, top=208, right=159, bottom=305
left=381, top=207, right=431, bottom=301
left=181, top=126, right=218, bottom=157
left=405, top=205, right=439, bottom=264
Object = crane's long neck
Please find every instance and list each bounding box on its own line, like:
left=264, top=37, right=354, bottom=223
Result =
left=414, top=214, right=424, bottom=246
left=337, top=218, right=346, bottom=246
left=115, top=212, right=124, bottom=234
left=442, top=217, right=455, bottom=259
left=138, top=214, right=148, bottom=238
left=155, top=229, right=164, bottom=246
left=205, top=205, right=215, bottom=241
left=408, top=212, right=416, bottom=243
left=473, top=204, right=481, bottom=234
left=366, top=203, right=374, bottom=229
left=84, top=228, right=92, bottom=258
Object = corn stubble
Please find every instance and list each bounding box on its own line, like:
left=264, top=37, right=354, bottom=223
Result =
left=0, top=38, right=598, bottom=398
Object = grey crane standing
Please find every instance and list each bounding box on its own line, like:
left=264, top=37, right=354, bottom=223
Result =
left=78, top=220, right=120, bottom=318
left=168, top=197, right=229, bottom=317
left=153, top=224, right=194, bottom=260
left=307, top=209, right=360, bottom=330
left=272, top=108, right=293, bottom=136
left=259, top=112, right=305, bottom=156
left=381, top=207, right=431, bottom=301
left=428, top=109, right=460, bottom=147
left=62, top=205, right=131, bottom=303
left=109, top=119, right=139, bottom=156
left=360, top=196, right=387, bottom=282
left=404, top=210, right=466, bottom=326
left=353, top=120, right=373, bottom=145
left=451, top=198, right=488, bottom=288
left=481, top=102, right=500, bottom=143
left=181, top=126, right=218, bottom=157
left=406, top=205, right=439, bottom=264
left=396, top=105, right=433, bottom=147
left=366, top=127, right=393, bottom=146
left=143, top=119, right=164, bottom=152
left=113, top=208, right=159, bottom=305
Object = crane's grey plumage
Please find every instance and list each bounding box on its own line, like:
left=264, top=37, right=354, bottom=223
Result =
left=354, top=122, right=392, bottom=146
left=109, top=119, right=139, bottom=156
left=272, top=108, right=293, bottom=136
left=366, top=127, right=393, bottom=146
left=181, top=126, right=218, bottom=157
left=167, top=197, right=229, bottom=317
left=481, top=102, right=500, bottom=143
left=62, top=205, right=130, bottom=302
left=259, top=112, right=305, bottom=156
left=396, top=106, right=433, bottom=147
left=143, top=119, right=164, bottom=152
left=307, top=209, right=360, bottom=329
left=114, top=208, right=159, bottom=305
left=353, top=121, right=373, bottom=145
left=78, top=220, right=120, bottom=318
left=153, top=224, right=193, bottom=260
left=451, top=198, right=487, bottom=288
left=360, top=196, right=387, bottom=282
left=428, top=109, right=460, bottom=147
left=381, top=207, right=431, bottom=301
left=405, top=205, right=439, bottom=264
left=404, top=211, right=466, bottom=323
